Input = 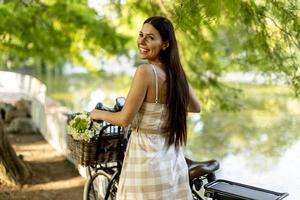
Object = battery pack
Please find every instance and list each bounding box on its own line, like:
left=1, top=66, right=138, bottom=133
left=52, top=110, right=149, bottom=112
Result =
left=204, top=179, right=288, bottom=200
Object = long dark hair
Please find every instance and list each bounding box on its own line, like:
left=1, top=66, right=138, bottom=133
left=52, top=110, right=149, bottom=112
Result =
left=143, top=16, right=189, bottom=148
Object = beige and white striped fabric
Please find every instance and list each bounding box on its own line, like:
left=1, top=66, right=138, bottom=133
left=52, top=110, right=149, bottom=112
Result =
left=116, top=65, right=193, bottom=200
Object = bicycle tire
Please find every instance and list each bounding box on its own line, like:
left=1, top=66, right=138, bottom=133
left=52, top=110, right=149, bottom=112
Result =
left=83, top=170, right=118, bottom=200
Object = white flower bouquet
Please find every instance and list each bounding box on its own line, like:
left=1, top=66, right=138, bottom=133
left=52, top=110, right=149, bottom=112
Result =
left=68, top=113, right=99, bottom=141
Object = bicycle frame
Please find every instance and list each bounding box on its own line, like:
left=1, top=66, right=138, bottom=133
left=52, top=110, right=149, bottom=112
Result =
left=190, top=172, right=217, bottom=200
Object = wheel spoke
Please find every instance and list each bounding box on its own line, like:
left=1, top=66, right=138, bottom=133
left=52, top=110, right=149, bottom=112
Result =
left=83, top=170, right=113, bottom=200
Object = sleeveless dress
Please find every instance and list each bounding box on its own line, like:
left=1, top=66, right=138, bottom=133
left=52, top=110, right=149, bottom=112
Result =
left=116, top=65, right=193, bottom=200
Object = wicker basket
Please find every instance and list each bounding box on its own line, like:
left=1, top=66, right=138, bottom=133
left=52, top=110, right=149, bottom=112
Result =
left=67, top=125, right=125, bottom=166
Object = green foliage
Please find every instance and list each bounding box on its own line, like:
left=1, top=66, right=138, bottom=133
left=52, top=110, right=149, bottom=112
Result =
left=109, top=0, right=299, bottom=111
left=1, top=0, right=299, bottom=111
left=0, top=0, right=129, bottom=70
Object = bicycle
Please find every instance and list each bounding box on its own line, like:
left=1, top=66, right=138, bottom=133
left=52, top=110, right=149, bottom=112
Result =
left=81, top=97, right=289, bottom=200
left=82, top=97, right=128, bottom=200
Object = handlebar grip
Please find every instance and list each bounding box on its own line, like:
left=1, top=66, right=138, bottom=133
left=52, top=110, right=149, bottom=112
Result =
left=95, top=102, right=104, bottom=110
left=95, top=102, right=115, bottom=112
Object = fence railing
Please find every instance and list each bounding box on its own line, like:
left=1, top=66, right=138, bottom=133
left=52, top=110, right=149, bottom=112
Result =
left=0, top=71, right=71, bottom=159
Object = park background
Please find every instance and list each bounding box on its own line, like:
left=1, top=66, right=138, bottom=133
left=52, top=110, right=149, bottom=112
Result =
left=0, top=0, right=299, bottom=199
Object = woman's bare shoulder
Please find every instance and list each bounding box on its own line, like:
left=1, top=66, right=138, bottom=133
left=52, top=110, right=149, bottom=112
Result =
left=135, top=64, right=154, bottom=78
left=137, top=63, right=153, bottom=71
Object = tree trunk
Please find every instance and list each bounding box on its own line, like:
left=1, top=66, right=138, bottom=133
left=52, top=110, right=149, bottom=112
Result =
left=0, top=117, right=31, bottom=186
left=40, top=59, right=47, bottom=76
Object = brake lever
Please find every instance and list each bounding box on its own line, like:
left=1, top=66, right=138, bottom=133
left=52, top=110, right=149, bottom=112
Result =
left=88, top=120, right=94, bottom=130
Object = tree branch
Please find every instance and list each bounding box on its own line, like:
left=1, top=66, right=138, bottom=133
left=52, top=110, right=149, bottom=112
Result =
left=265, top=15, right=300, bottom=49
left=157, top=0, right=172, bottom=18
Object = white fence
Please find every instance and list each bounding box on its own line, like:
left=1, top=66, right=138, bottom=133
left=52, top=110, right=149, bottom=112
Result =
left=0, top=71, right=71, bottom=158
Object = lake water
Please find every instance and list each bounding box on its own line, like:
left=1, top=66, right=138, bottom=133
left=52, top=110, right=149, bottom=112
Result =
left=41, top=73, right=300, bottom=199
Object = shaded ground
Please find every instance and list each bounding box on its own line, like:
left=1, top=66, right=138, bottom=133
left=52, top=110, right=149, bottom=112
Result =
left=0, top=131, right=86, bottom=200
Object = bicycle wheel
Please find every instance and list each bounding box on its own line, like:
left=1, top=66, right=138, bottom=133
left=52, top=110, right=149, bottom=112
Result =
left=83, top=170, right=118, bottom=200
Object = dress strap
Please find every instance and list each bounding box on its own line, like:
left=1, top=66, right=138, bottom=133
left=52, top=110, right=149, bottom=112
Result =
left=151, top=64, right=159, bottom=103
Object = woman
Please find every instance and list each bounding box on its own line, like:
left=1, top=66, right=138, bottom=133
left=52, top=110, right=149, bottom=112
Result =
left=90, top=16, right=200, bottom=200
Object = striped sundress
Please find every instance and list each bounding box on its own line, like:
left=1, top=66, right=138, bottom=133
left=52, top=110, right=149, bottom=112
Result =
left=116, top=65, right=193, bottom=200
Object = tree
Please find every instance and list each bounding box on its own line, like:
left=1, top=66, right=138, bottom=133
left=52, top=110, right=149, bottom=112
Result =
left=1, top=0, right=298, bottom=109
left=108, top=0, right=300, bottom=111
left=0, top=0, right=130, bottom=186
left=0, top=0, right=129, bottom=73
left=0, top=117, right=30, bottom=186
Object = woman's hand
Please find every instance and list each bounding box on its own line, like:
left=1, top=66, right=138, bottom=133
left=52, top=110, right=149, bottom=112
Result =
left=89, top=109, right=101, bottom=121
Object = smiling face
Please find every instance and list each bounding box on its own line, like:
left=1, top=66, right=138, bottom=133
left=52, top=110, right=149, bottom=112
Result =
left=137, top=23, right=168, bottom=63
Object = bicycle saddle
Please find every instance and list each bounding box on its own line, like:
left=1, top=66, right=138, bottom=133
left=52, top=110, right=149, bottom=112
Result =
left=185, top=157, right=220, bottom=180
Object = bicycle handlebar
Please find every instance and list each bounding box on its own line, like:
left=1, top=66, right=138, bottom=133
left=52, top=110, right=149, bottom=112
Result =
left=95, top=96, right=125, bottom=112
left=66, top=97, right=126, bottom=129
left=89, top=97, right=126, bottom=129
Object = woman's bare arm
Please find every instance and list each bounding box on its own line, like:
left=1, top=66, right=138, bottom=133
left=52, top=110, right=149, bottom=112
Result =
left=90, top=64, right=150, bottom=126
left=187, top=84, right=201, bottom=113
